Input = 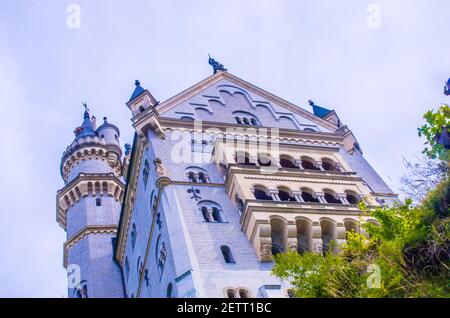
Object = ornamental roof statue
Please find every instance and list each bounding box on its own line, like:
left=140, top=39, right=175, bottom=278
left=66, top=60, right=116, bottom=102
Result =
left=208, top=54, right=227, bottom=74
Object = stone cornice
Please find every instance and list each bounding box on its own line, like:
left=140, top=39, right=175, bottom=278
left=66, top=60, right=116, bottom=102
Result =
left=56, top=173, right=125, bottom=230
left=224, top=164, right=361, bottom=195
left=63, top=225, right=118, bottom=268
left=60, top=144, right=122, bottom=182
left=159, top=118, right=344, bottom=145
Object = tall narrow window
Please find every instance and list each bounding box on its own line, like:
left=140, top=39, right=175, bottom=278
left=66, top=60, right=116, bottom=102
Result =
left=143, top=159, right=150, bottom=188
left=131, top=223, right=137, bottom=250
left=166, top=283, right=173, bottom=298
left=125, top=257, right=130, bottom=281
left=221, top=245, right=236, bottom=264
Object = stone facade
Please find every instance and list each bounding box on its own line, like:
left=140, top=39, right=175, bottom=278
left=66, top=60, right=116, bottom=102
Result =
left=57, top=69, right=397, bottom=298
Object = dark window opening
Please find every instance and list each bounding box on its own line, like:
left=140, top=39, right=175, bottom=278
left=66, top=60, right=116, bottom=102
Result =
left=254, top=189, right=272, bottom=200
left=221, top=246, right=236, bottom=264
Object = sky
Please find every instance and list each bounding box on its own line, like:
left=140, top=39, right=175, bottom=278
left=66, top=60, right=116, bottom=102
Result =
left=0, top=0, right=449, bottom=297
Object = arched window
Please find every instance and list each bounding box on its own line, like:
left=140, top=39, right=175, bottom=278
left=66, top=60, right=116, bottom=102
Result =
left=198, top=172, right=208, bottom=183
left=221, top=245, right=236, bottom=264
left=74, top=280, right=88, bottom=298
left=198, top=201, right=225, bottom=223
left=258, top=153, right=272, bottom=167
left=279, top=155, right=296, bottom=168
left=301, top=156, right=319, bottom=170
left=226, top=289, right=238, bottom=298
left=187, top=171, right=196, bottom=182
left=166, top=283, right=173, bottom=298
left=301, top=188, right=319, bottom=203
left=186, top=167, right=209, bottom=183
left=323, top=190, right=341, bottom=204
left=346, top=191, right=360, bottom=205
left=278, top=187, right=295, bottom=202
left=270, top=218, right=286, bottom=256
left=344, top=219, right=359, bottom=239
left=235, top=151, right=254, bottom=166
left=95, top=198, right=102, bottom=206
left=253, top=186, right=272, bottom=200
left=321, top=219, right=336, bottom=255
left=232, top=111, right=260, bottom=126
left=131, top=223, right=137, bottom=250
left=87, top=182, right=93, bottom=195
left=297, top=219, right=312, bottom=254
left=322, top=158, right=338, bottom=171
left=239, top=289, right=251, bottom=298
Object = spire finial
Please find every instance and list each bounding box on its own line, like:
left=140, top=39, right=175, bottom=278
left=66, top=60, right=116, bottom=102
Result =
left=82, top=102, right=90, bottom=118
left=208, top=55, right=227, bottom=74
left=135, top=80, right=140, bottom=86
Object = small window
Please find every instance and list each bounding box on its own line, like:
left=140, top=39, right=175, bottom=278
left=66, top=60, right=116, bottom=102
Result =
left=239, top=289, right=250, bottom=298
left=221, top=245, right=236, bottom=264
left=167, top=283, right=173, bottom=298
left=96, top=198, right=102, bottom=206
left=226, top=289, right=238, bottom=298
left=131, top=223, right=137, bottom=249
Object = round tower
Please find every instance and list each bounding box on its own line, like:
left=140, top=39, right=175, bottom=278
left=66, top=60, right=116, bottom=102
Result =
left=56, top=107, right=125, bottom=298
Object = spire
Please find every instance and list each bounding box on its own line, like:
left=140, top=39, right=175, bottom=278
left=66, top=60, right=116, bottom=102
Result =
left=309, top=100, right=332, bottom=118
left=74, top=102, right=96, bottom=139
left=129, top=79, right=146, bottom=102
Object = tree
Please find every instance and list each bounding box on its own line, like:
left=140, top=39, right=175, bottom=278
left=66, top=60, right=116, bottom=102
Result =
left=418, top=104, right=450, bottom=161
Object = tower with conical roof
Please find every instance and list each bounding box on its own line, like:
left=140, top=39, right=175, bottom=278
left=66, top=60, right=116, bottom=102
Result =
left=56, top=106, right=125, bottom=298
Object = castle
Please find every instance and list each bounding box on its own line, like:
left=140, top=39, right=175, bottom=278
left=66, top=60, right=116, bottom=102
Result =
left=56, top=60, right=397, bottom=298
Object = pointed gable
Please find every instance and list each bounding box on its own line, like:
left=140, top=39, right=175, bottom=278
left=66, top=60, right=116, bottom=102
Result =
left=156, top=71, right=338, bottom=133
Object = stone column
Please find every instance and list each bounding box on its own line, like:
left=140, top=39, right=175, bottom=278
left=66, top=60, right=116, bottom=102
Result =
left=337, top=193, right=349, bottom=204
left=267, top=189, right=280, bottom=201
left=315, top=161, right=324, bottom=171
left=335, top=163, right=342, bottom=172
left=292, top=191, right=304, bottom=203
left=250, top=155, right=259, bottom=166
left=315, top=192, right=326, bottom=203
left=272, top=158, right=281, bottom=168
left=206, top=208, right=215, bottom=222
left=294, top=159, right=304, bottom=169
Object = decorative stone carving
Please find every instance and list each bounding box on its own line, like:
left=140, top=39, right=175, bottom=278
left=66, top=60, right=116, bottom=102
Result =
left=154, top=158, right=166, bottom=177
left=261, top=244, right=272, bottom=260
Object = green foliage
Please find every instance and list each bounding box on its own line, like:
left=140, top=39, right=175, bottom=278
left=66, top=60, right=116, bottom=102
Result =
left=272, top=178, right=450, bottom=298
left=418, top=104, right=450, bottom=161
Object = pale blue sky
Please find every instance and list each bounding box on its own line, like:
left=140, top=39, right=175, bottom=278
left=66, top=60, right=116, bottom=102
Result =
left=0, top=0, right=448, bottom=297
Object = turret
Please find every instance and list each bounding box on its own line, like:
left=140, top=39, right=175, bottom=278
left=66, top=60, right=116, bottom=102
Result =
left=126, top=80, right=158, bottom=117
left=56, top=106, right=125, bottom=298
